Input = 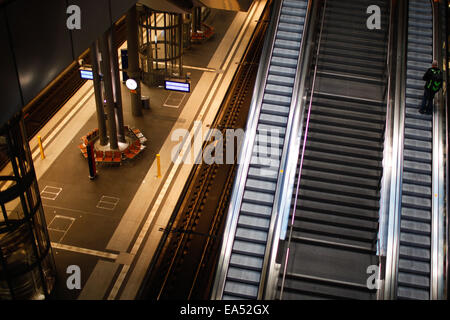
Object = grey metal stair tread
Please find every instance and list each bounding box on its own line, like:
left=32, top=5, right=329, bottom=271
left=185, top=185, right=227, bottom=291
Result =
left=293, top=220, right=376, bottom=244
left=303, top=148, right=381, bottom=169
left=398, top=272, right=430, bottom=289
left=235, top=226, right=268, bottom=243
left=280, top=7, right=306, bottom=17
left=232, top=240, right=266, bottom=257
left=401, top=207, right=431, bottom=223
left=227, top=267, right=261, bottom=284
left=403, top=160, right=432, bottom=173
left=240, top=202, right=272, bottom=217
left=397, top=286, right=429, bottom=300
left=405, top=127, right=432, bottom=141
left=261, top=103, right=290, bottom=116
left=247, top=166, right=278, bottom=182
left=229, top=253, right=263, bottom=270
left=317, top=47, right=384, bottom=63
left=263, top=93, right=292, bottom=106
left=259, top=113, right=288, bottom=126
left=284, top=241, right=377, bottom=284
left=320, top=39, right=386, bottom=56
left=300, top=169, right=380, bottom=189
left=267, top=74, right=295, bottom=87
left=316, top=71, right=384, bottom=86
left=301, top=158, right=381, bottom=180
left=309, top=107, right=384, bottom=126
left=322, top=25, right=385, bottom=42
left=405, top=117, right=432, bottom=130
left=314, top=76, right=384, bottom=102
left=304, top=140, right=382, bottom=160
left=279, top=14, right=305, bottom=26
left=306, top=121, right=382, bottom=140
left=293, top=208, right=378, bottom=230
left=401, top=183, right=431, bottom=197
left=313, top=91, right=384, bottom=106
left=400, top=232, right=430, bottom=248
left=238, top=214, right=271, bottom=230
left=403, top=148, right=432, bottom=162
left=399, top=244, right=430, bottom=261
left=274, top=38, right=301, bottom=51
left=283, top=0, right=307, bottom=8
left=272, top=47, right=299, bottom=60
left=257, top=123, right=287, bottom=135
left=268, top=65, right=296, bottom=77
left=223, top=281, right=258, bottom=299
left=298, top=189, right=379, bottom=211
left=317, top=60, right=384, bottom=78
left=402, top=196, right=431, bottom=212
left=245, top=178, right=277, bottom=193
left=242, top=190, right=274, bottom=206
left=255, top=133, right=284, bottom=148
left=403, top=171, right=431, bottom=186
left=252, top=145, right=282, bottom=159
left=250, top=155, right=280, bottom=168
left=280, top=278, right=373, bottom=300
left=296, top=199, right=378, bottom=221
left=398, top=258, right=430, bottom=275
left=400, top=220, right=431, bottom=236
left=265, top=83, right=293, bottom=96
left=276, top=30, right=303, bottom=42
left=306, top=131, right=382, bottom=151
left=299, top=178, right=379, bottom=198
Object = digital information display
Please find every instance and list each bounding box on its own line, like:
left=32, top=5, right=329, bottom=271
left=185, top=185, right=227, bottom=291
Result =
left=165, top=80, right=190, bottom=93
left=80, top=69, right=94, bottom=80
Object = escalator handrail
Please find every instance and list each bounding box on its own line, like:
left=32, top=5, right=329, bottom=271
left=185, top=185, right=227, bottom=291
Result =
left=376, top=0, right=401, bottom=299
left=210, top=0, right=285, bottom=300
left=430, top=0, right=446, bottom=300
left=259, top=0, right=316, bottom=299
left=277, top=0, right=328, bottom=300
left=382, top=0, right=408, bottom=300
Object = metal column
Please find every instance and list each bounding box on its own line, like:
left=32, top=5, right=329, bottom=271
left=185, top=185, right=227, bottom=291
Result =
left=90, top=41, right=108, bottom=146
left=108, top=28, right=126, bottom=143
left=127, top=5, right=143, bottom=117
left=99, top=30, right=119, bottom=150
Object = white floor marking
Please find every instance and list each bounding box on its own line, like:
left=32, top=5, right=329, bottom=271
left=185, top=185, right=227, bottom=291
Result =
left=51, top=242, right=118, bottom=260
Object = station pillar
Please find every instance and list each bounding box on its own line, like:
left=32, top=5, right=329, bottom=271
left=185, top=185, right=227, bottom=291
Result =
left=108, top=27, right=126, bottom=143
left=127, top=5, right=143, bottom=117
left=90, top=41, right=108, bottom=146
left=99, top=30, right=119, bottom=150
left=0, top=112, right=56, bottom=300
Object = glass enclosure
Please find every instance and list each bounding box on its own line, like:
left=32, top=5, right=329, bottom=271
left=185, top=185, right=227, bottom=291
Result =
left=0, top=112, right=55, bottom=300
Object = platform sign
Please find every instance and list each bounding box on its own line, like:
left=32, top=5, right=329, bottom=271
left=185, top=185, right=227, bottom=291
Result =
left=80, top=69, right=94, bottom=80
left=165, top=80, right=190, bottom=93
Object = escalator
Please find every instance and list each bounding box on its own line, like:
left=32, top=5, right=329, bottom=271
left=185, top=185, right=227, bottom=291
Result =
left=211, top=0, right=309, bottom=299
left=396, top=0, right=434, bottom=300
left=277, top=0, right=389, bottom=300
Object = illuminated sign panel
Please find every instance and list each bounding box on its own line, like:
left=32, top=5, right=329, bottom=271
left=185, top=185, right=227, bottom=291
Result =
left=80, top=69, right=94, bottom=80
left=165, top=80, right=190, bottom=93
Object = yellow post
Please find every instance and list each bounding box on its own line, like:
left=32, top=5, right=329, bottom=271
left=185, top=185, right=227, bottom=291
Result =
left=38, top=136, right=45, bottom=160
left=156, top=154, right=162, bottom=178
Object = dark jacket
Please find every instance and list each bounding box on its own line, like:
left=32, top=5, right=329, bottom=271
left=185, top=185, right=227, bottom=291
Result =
left=423, top=67, right=443, bottom=93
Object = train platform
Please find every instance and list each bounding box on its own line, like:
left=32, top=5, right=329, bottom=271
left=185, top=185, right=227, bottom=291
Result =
left=3, top=0, right=267, bottom=300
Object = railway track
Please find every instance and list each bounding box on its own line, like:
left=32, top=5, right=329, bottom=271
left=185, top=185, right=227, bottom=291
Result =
left=138, top=2, right=272, bottom=300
